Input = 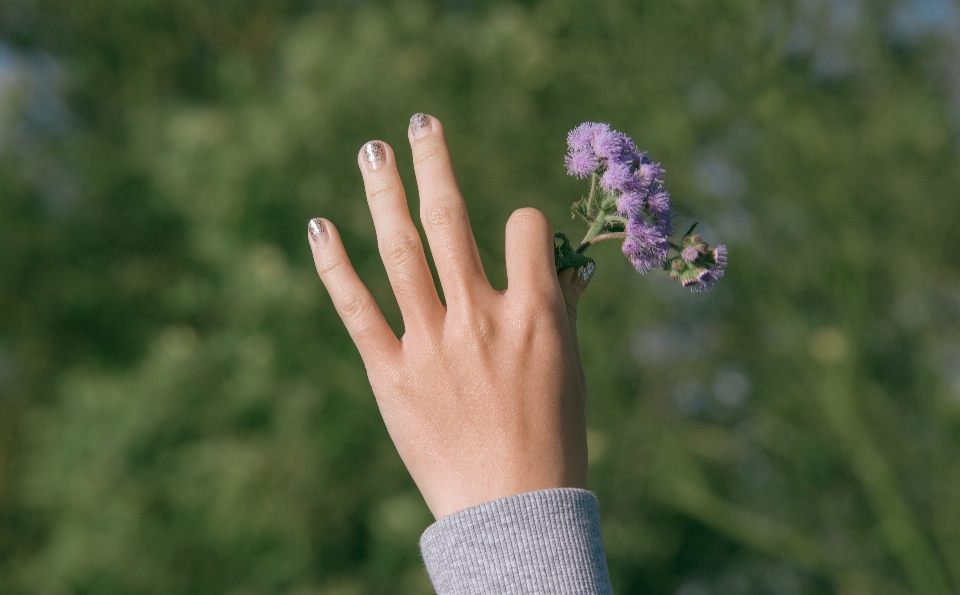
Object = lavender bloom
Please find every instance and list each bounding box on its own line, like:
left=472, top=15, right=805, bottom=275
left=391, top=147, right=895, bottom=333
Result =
left=594, top=129, right=626, bottom=160
left=564, top=122, right=672, bottom=274
left=627, top=238, right=670, bottom=274
left=698, top=245, right=728, bottom=290
left=600, top=160, right=631, bottom=192
left=714, top=244, right=728, bottom=268
left=566, top=122, right=606, bottom=153
left=622, top=219, right=669, bottom=273
left=692, top=259, right=726, bottom=292
left=647, top=189, right=671, bottom=220
left=560, top=121, right=724, bottom=290
left=616, top=191, right=643, bottom=217
left=565, top=151, right=598, bottom=178
left=702, top=245, right=729, bottom=289
left=638, top=159, right=663, bottom=184
left=673, top=241, right=727, bottom=292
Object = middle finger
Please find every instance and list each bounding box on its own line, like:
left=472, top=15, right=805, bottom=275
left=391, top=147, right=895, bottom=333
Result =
left=407, top=113, right=488, bottom=302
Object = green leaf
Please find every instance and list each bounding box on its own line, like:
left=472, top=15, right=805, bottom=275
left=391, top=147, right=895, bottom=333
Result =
left=571, top=197, right=591, bottom=222
left=554, top=232, right=595, bottom=274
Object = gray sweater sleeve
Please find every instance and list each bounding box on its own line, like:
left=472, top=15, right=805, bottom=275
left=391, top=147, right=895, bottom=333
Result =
left=418, top=488, right=613, bottom=595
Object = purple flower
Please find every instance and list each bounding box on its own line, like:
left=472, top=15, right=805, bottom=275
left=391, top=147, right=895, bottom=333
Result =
left=565, top=150, right=599, bottom=178
left=692, top=268, right=722, bottom=292
left=594, top=129, right=625, bottom=160
left=713, top=244, right=728, bottom=267
left=647, top=189, right=672, bottom=229
left=614, top=191, right=639, bottom=216
left=638, top=159, right=662, bottom=184
left=686, top=245, right=728, bottom=292
left=622, top=219, right=669, bottom=273
left=647, top=188, right=669, bottom=209
left=566, top=122, right=606, bottom=154
left=625, top=240, right=669, bottom=274
left=565, top=122, right=674, bottom=275
left=600, top=160, right=632, bottom=192
left=624, top=217, right=648, bottom=239
left=564, top=121, right=721, bottom=284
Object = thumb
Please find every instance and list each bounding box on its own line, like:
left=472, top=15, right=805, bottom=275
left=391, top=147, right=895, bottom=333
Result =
left=557, top=262, right=596, bottom=335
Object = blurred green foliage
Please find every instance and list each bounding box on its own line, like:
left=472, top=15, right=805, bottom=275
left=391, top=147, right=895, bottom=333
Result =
left=1, top=0, right=959, bottom=593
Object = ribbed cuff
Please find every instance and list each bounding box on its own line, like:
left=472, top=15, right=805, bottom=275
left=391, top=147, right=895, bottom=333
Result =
left=419, top=488, right=613, bottom=595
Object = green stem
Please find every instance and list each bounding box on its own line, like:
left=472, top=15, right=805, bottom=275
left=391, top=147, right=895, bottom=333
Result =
left=607, top=215, right=628, bottom=226
left=578, top=214, right=610, bottom=253
left=576, top=232, right=626, bottom=253
left=586, top=173, right=599, bottom=220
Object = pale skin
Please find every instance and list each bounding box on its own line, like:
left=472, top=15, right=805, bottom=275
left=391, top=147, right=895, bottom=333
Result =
left=307, top=114, right=594, bottom=520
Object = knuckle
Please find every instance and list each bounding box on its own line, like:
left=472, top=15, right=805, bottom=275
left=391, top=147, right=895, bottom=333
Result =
left=316, top=257, right=342, bottom=276
left=413, top=145, right=445, bottom=166
left=516, top=291, right=567, bottom=325
left=455, top=307, right=495, bottom=344
left=516, top=298, right=548, bottom=322
left=367, top=182, right=400, bottom=202
left=459, top=311, right=494, bottom=343
left=338, top=292, right=368, bottom=319
left=383, top=233, right=421, bottom=265
left=424, top=202, right=465, bottom=228
left=426, top=205, right=450, bottom=226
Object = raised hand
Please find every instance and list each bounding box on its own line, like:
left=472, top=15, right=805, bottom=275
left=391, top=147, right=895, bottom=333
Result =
left=307, top=114, right=594, bottom=519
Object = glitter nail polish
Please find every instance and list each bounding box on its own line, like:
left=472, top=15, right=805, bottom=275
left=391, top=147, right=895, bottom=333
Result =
left=409, top=113, right=432, bottom=139
left=308, top=218, right=328, bottom=246
left=363, top=141, right=386, bottom=170
left=574, top=261, right=596, bottom=290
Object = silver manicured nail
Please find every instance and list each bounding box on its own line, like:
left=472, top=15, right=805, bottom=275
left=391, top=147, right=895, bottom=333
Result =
left=363, top=141, right=386, bottom=170
left=308, top=218, right=328, bottom=246
left=574, top=261, right=596, bottom=290
left=409, top=113, right=432, bottom=139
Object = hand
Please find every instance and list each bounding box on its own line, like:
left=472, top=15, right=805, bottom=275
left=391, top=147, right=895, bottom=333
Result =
left=307, top=114, right=595, bottom=519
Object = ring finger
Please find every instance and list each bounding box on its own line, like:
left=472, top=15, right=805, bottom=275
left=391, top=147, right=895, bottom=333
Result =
left=359, top=140, right=443, bottom=332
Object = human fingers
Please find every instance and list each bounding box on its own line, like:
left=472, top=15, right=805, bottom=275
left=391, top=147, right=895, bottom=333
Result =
left=358, top=141, right=443, bottom=332
left=558, top=264, right=593, bottom=395
left=307, top=218, right=400, bottom=364
left=503, top=208, right=560, bottom=297
left=558, top=263, right=595, bottom=346
left=407, top=113, right=487, bottom=301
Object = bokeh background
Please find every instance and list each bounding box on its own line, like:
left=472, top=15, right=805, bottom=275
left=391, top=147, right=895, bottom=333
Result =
left=1, top=0, right=959, bottom=593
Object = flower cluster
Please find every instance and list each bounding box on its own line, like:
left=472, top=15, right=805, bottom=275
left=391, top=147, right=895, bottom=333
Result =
left=557, top=122, right=727, bottom=292
left=565, top=122, right=672, bottom=273
left=670, top=231, right=728, bottom=292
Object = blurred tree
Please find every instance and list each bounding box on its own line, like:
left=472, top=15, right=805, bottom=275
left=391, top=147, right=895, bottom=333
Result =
left=1, top=0, right=959, bottom=594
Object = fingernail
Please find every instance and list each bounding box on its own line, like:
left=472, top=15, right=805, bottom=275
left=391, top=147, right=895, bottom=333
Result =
left=409, top=113, right=432, bottom=139
left=308, top=218, right=328, bottom=246
left=362, top=141, right=386, bottom=170
left=573, top=262, right=596, bottom=292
